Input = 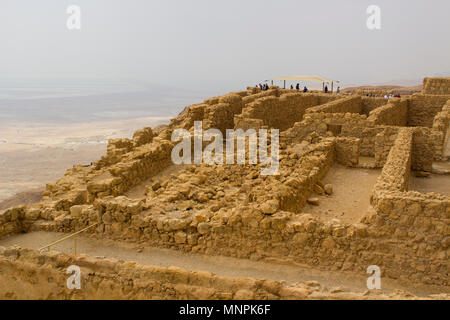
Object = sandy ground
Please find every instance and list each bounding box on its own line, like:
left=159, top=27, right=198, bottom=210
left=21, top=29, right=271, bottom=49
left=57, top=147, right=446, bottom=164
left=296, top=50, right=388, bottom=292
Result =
left=303, top=164, right=381, bottom=224
left=0, top=231, right=446, bottom=297
left=0, top=117, right=169, bottom=202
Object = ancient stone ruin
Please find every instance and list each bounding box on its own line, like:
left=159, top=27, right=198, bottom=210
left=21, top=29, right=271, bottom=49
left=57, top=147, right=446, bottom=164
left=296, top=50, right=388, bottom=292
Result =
left=0, top=77, right=449, bottom=299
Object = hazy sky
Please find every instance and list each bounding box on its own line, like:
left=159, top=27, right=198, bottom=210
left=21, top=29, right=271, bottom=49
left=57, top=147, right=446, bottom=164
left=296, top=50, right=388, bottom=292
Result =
left=1, top=0, right=449, bottom=91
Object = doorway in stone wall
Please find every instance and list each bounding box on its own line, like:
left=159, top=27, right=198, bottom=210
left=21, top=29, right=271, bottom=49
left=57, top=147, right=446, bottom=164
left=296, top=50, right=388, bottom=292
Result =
left=327, top=124, right=342, bottom=136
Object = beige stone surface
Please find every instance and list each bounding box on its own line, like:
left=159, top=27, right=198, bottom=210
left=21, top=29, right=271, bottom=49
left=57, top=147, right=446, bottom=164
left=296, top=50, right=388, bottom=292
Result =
left=0, top=78, right=449, bottom=299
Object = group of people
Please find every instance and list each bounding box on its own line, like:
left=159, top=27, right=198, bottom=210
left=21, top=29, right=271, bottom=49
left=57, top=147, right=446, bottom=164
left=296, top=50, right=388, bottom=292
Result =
left=257, top=83, right=309, bottom=92
left=257, top=83, right=342, bottom=94
left=258, top=83, right=270, bottom=91
left=365, top=93, right=401, bottom=98
left=290, top=83, right=308, bottom=92
left=383, top=93, right=401, bottom=99
left=323, top=85, right=340, bottom=94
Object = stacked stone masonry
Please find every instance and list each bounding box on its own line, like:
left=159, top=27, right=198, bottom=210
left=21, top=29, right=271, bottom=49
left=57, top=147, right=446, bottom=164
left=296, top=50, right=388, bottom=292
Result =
left=0, top=78, right=449, bottom=299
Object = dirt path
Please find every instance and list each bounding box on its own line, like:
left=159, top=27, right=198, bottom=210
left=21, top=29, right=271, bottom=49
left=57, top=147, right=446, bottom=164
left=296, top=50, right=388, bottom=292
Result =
left=303, top=164, right=381, bottom=224
left=0, top=231, right=446, bottom=297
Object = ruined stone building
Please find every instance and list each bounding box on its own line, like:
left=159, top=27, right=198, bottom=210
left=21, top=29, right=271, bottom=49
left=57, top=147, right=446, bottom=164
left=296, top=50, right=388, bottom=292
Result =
left=1, top=77, right=449, bottom=299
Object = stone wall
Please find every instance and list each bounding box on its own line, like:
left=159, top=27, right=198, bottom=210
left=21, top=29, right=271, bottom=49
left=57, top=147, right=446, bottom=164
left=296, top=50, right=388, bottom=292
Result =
left=373, top=128, right=412, bottom=192
left=370, top=128, right=449, bottom=285
left=305, top=96, right=362, bottom=114
left=412, top=127, right=434, bottom=172
left=423, top=77, right=450, bottom=95
left=88, top=140, right=174, bottom=199
left=432, top=100, right=450, bottom=160
left=408, top=94, right=450, bottom=127
left=367, top=99, right=408, bottom=126
left=361, top=97, right=389, bottom=115
left=282, top=112, right=376, bottom=157
left=334, top=137, right=360, bottom=166
left=1, top=80, right=449, bottom=294
left=374, top=127, right=400, bottom=167
left=0, top=206, right=26, bottom=239
left=235, top=93, right=335, bottom=131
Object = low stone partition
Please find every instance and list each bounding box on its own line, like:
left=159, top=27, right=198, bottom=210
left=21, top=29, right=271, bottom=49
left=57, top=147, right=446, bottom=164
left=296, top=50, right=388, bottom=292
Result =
left=88, top=140, right=174, bottom=199
left=374, top=127, right=400, bottom=167
left=305, top=96, right=362, bottom=114
left=2, top=247, right=438, bottom=300
left=412, top=127, right=434, bottom=172
left=0, top=247, right=312, bottom=300
left=367, top=99, right=408, bottom=126
left=373, top=128, right=412, bottom=192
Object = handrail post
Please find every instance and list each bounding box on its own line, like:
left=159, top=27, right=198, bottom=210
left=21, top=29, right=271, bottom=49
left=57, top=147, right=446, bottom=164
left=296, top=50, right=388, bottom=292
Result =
left=39, top=222, right=98, bottom=253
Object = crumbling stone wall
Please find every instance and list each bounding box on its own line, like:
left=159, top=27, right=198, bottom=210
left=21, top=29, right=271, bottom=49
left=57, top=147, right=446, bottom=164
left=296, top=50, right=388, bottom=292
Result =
left=1, top=247, right=435, bottom=300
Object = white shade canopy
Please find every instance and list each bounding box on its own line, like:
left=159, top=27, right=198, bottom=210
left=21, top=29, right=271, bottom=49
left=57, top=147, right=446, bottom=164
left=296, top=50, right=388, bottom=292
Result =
left=269, top=76, right=339, bottom=83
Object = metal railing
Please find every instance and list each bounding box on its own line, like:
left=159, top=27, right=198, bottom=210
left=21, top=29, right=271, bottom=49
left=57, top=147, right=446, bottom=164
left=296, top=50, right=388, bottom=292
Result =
left=39, top=222, right=99, bottom=255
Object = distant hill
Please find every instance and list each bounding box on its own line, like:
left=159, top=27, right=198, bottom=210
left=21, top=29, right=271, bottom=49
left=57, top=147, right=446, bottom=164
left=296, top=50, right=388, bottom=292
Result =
left=342, top=84, right=422, bottom=95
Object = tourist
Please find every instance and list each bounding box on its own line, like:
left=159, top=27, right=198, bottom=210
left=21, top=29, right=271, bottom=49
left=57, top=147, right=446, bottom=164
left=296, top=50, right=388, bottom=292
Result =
left=303, top=86, right=308, bottom=93
left=324, top=85, right=328, bottom=93
left=296, top=83, right=300, bottom=91
left=336, top=86, right=340, bottom=94
left=290, top=84, right=294, bottom=90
